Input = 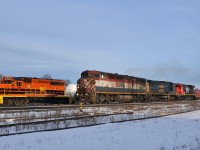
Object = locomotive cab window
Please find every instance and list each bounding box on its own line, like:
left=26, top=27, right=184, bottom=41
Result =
left=81, top=73, right=88, bottom=78
left=108, top=74, right=115, bottom=79
left=17, top=82, right=22, bottom=86
left=101, top=74, right=106, bottom=79
left=4, top=80, right=12, bottom=84
left=88, top=74, right=100, bottom=79
left=50, top=82, right=64, bottom=86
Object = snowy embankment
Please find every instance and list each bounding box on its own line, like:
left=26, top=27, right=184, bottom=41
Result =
left=0, top=110, right=200, bottom=150
left=1, top=101, right=200, bottom=136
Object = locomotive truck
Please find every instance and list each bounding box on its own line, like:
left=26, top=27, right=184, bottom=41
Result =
left=75, top=70, right=195, bottom=104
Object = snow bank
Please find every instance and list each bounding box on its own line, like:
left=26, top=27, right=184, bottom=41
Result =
left=1, top=110, right=200, bottom=150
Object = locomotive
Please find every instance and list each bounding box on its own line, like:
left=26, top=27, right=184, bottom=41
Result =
left=75, top=70, right=195, bottom=104
left=0, top=76, right=69, bottom=105
left=195, top=89, right=200, bottom=99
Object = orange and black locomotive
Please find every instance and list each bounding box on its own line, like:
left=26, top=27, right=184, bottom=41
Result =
left=0, top=76, right=68, bottom=105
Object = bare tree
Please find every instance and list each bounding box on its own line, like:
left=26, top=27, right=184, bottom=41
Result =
left=64, top=79, right=71, bottom=86
left=42, top=74, right=52, bottom=79
left=0, top=73, right=3, bottom=80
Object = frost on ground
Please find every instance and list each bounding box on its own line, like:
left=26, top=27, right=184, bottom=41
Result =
left=1, top=110, right=200, bottom=150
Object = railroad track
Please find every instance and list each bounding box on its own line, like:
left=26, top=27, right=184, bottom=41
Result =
left=0, top=100, right=196, bottom=122
left=1, top=100, right=200, bottom=136
left=0, top=109, right=199, bottom=137
left=0, top=99, right=199, bottom=110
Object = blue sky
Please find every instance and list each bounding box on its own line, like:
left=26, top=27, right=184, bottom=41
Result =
left=0, top=0, right=200, bottom=87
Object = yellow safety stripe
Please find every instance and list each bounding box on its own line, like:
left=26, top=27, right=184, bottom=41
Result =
left=0, top=96, right=3, bottom=104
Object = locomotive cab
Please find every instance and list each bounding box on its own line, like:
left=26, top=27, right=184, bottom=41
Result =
left=81, top=71, right=100, bottom=79
left=76, top=71, right=99, bottom=104
left=1, top=76, right=14, bottom=84
left=81, top=71, right=88, bottom=78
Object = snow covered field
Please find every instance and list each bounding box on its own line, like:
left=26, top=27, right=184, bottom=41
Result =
left=1, top=110, right=200, bottom=150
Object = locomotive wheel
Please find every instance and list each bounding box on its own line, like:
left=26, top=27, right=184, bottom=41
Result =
left=132, top=96, right=137, bottom=103
left=3, top=97, right=29, bottom=106
left=136, top=95, right=144, bottom=102
left=105, top=95, right=110, bottom=103
left=114, top=95, right=120, bottom=103
left=97, top=95, right=106, bottom=104
left=171, top=96, right=176, bottom=101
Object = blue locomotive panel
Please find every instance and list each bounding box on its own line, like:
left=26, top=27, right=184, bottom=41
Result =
left=148, top=80, right=174, bottom=94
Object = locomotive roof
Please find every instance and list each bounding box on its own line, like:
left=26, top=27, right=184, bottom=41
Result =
left=83, top=70, right=146, bottom=80
left=82, top=70, right=195, bottom=87
left=148, top=80, right=173, bottom=83
left=9, top=76, right=64, bottom=81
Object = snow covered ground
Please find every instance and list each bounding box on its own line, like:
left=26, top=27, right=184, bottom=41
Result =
left=1, top=110, right=200, bottom=150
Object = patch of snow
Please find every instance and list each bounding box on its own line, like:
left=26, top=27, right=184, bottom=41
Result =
left=5, top=119, right=14, bottom=122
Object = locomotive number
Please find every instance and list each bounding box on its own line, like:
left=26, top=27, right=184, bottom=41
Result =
left=115, top=82, right=125, bottom=88
left=158, top=85, right=164, bottom=93
left=40, top=87, right=46, bottom=92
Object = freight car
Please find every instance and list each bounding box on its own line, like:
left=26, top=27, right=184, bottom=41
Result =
left=0, top=76, right=69, bottom=105
left=75, top=70, right=195, bottom=104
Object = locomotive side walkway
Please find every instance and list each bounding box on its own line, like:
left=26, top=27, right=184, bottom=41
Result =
left=0, top=100, right=200, bottom=136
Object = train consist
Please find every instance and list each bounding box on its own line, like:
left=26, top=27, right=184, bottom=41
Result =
left=0, top=70, right=198, bottom=105
left=0, top=76, right=69, bottom=105
left=75, top=70, right=196, bottom=104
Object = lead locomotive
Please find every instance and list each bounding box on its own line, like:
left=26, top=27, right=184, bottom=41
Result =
left=75, top=70, right=195, bottom=104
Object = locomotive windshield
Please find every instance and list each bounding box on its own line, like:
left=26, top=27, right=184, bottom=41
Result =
left=89, top=74, right=99, bottom=79
left=81, top=72, right=100, bottom=79
left=81, top=72, right=88, bottom=78
left=3, top=77, right=13, bottom=84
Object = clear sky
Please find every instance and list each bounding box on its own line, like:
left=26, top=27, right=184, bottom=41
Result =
left=0, top=0, right=200, bottom=87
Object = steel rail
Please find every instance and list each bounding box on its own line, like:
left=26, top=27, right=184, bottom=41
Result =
left=0, top=100, right=199, bottom=110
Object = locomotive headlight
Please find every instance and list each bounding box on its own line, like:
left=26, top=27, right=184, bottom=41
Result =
left=76, top=93, right=79, bottom=96
left=77, top=86, right=79, bottom=89
left=85, top=86, right=86, bottom=89
left=85, top=93, right=88, bottom=96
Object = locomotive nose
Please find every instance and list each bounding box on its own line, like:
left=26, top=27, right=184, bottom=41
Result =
left=76, top=77, right=96, bottom=103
